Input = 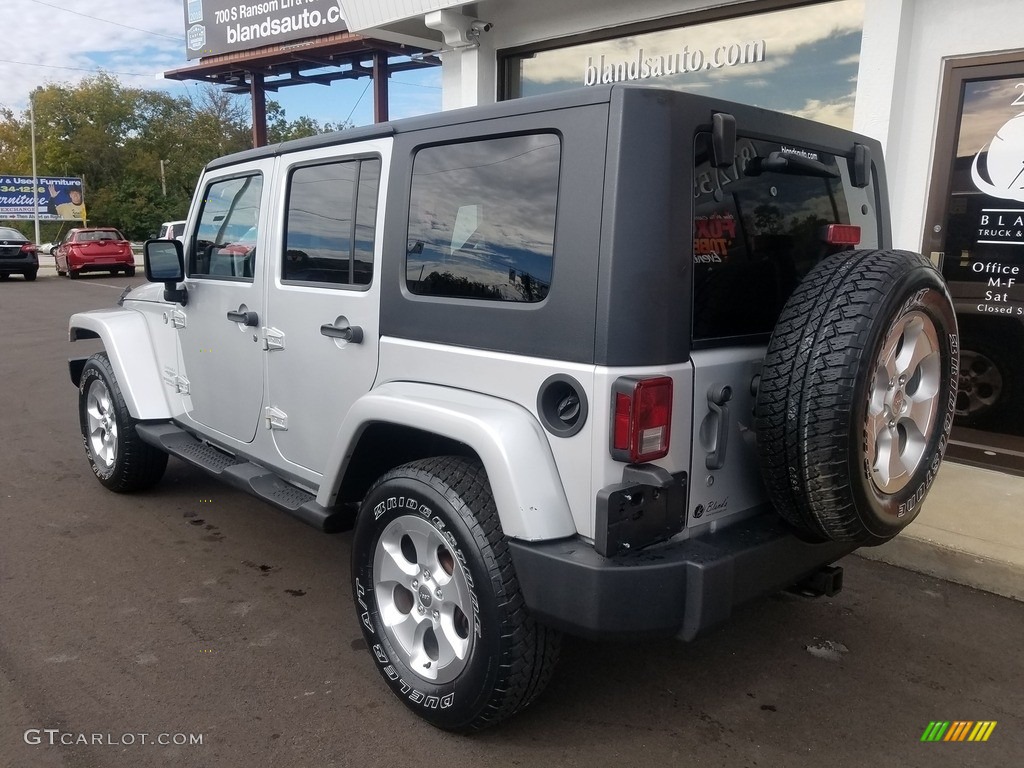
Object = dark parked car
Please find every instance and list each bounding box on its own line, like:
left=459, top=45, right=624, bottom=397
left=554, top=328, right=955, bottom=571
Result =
left=55, top=228, right=135, bottom=278
left=0, top=227, right=39, bottom=281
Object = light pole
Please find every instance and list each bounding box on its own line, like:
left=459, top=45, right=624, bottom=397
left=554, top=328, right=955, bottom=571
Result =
left=30, top=95, right=40, bottom=247
left=159, top=159, right=167, bottom=197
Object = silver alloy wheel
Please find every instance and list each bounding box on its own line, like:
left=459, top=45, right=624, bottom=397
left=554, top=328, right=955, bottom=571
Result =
left=85, top=378, right=118, bottom=469
left=866, top=310, right=942, bottom=494
left=373, top=514, right=475, bottom=685
left=955, top=349, right=1003, bottom=417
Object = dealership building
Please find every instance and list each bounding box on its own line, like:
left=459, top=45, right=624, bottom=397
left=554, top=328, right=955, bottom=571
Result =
left=175, top=0, right=1023, bottom=595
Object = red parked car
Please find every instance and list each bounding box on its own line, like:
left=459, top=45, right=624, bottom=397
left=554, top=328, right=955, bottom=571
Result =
left=55, top=228, right=136, bottom=278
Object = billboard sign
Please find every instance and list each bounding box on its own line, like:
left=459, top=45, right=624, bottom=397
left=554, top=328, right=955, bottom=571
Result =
left=183, top=0, right=348, bottom=60
left=0, top=176, right=86, bottom=222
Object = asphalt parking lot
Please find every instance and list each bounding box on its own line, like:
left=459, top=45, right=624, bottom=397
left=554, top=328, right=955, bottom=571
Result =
left=1, top=268, right=1022, bottom=768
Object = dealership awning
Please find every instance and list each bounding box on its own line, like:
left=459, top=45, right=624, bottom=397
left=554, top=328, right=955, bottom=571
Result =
left=162, top=31, right=439, bottom=147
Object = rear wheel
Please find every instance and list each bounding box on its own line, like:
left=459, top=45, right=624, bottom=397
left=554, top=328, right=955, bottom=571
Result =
left=125, top=266, right=136, bottom=277
left=352, top=456, right=560, bottom=732
left=0, top=273, right=9, bottom=280
left=78, top=352, right=168, bottom=492
left=69, top=269, right=80, bottom=280
left=23, top=269, right=37, bottom=281
left=755, top=249, right=958, bottom=544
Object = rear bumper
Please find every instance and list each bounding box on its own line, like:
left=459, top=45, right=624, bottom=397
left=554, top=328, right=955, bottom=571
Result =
left=0, top=257, right=38, bottom=271
left=508, top=514, right=856, bottom=641
left=69, top=259, right=134, bottom=272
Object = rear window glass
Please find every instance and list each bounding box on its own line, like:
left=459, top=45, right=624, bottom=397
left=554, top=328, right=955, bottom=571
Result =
left=406, top=133, right=560, bottom=303
left=692, top=134, right=853, bottom=342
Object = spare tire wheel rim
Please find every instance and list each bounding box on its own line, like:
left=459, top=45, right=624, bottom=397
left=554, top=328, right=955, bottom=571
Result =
left=866, top=309, right=942, bottom=495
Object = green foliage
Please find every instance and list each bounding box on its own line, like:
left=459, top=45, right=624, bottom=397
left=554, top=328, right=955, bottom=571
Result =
left=0, top=74, right=342, bottom=240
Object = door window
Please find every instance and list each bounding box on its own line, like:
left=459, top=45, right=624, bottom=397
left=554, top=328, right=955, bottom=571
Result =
left=282, top=158, right=380, bottom=287
left=190, top=174, right=263, bottom=280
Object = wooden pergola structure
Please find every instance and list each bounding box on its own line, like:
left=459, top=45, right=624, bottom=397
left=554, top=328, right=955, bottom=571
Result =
left=162, top=30, right=438, bottom=147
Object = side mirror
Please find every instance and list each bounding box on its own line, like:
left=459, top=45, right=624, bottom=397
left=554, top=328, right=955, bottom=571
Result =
left=143, top=238, right=188, bottom=305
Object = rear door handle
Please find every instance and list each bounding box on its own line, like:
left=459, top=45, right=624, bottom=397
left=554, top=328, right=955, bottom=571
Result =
left=226, top=309, right=259, bottom=327
left=320, top=318, right=363, bottom=344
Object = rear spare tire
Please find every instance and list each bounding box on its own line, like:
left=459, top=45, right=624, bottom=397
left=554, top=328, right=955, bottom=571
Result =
left=754, top=249, right=958, bottom=545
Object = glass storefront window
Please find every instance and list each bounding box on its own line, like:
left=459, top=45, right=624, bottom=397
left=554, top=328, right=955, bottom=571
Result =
left=937, top=71, right=1024, bottom=439
left=503, top=0, right=863, bottom=129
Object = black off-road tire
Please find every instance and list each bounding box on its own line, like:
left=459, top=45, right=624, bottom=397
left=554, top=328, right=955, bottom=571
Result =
left=352, top=456, right=561, bottom=732
left=755, top=249, right=958, bottom=545
left=78, top=352, right=168, bottom=492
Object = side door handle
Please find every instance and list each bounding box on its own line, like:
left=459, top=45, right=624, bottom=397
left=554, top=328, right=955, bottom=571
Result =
left=320, top=317, right=363, bottom=344
left=227, top=308, right=259, bottom=327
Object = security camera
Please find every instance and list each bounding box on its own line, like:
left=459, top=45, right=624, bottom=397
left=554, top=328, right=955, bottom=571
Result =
left=469, top=20, right=493, bottom=34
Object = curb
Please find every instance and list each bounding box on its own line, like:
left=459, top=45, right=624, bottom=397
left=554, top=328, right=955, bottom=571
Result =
left=857, top=535, right=1024, bottom=602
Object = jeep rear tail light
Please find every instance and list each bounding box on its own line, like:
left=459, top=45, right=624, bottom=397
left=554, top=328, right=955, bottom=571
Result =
left=610, top=376, right=673, bottom=463
left=822, top=223, right=861, bottom=246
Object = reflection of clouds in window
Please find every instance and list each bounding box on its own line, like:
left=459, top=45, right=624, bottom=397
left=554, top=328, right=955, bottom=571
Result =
left=516, top=1, right=862, bottom=129
left=407, top=134, right=559, bottom=302
left=197, top=176, right=262, bottom=244
left=520, top=0, right=863, bottom=85
left=283, top=159, right=379, bottom=286
left=285, top=163, right=355, bottom=262
left=956, top=78, right=1024, bottom=158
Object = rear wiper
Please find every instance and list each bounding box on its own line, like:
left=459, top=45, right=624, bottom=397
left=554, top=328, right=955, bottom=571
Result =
left=745, top=151, right=839, bottom=179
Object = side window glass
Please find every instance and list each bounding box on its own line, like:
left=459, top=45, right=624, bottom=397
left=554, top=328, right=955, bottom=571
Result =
left=282, top=157, right=380, bottom=287
left=406, top=134, right=560, bottom=302
left=191, top=174, right=262, bottom=280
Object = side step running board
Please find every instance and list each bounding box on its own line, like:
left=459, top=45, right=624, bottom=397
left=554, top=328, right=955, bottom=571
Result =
left=135, top=423, right=352, bottom=533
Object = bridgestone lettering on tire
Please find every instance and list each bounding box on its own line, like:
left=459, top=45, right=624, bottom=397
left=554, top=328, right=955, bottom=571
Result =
left=78, top=352, right=168, bottom=492
left=754, top=250, right=959, bottom=544
left=351, top=456, right=560, bottom=732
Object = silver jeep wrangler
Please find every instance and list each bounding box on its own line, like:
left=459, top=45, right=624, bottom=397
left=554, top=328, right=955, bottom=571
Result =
left=69, top=84, right=959, bottom=731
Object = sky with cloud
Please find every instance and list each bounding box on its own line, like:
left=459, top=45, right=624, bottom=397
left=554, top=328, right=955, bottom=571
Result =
left=0, top=0, right=440, bottom=126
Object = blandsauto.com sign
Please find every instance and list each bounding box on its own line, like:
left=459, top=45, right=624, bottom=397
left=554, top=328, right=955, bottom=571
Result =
left=183, top=0, right=347, bottom=60
left=584, top=40, right=766, bottom=86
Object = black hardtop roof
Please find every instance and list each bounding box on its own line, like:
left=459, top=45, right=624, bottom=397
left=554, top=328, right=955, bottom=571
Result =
left=205, top=84, right=626, bottom=171
left=204, top=83, right=877, bottom=173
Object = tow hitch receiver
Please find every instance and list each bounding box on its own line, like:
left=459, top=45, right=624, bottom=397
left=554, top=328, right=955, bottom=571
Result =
left=788, top=565, right=844, bottom=598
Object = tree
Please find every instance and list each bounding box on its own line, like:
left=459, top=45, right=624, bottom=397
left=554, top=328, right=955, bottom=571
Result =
left=1, top=75, right=342, bottom=240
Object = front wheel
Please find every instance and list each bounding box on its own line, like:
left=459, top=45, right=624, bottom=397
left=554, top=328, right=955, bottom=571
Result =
left=352, top=457, right=560, bottom=732
left=78, top=352, right=168, bottom=492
